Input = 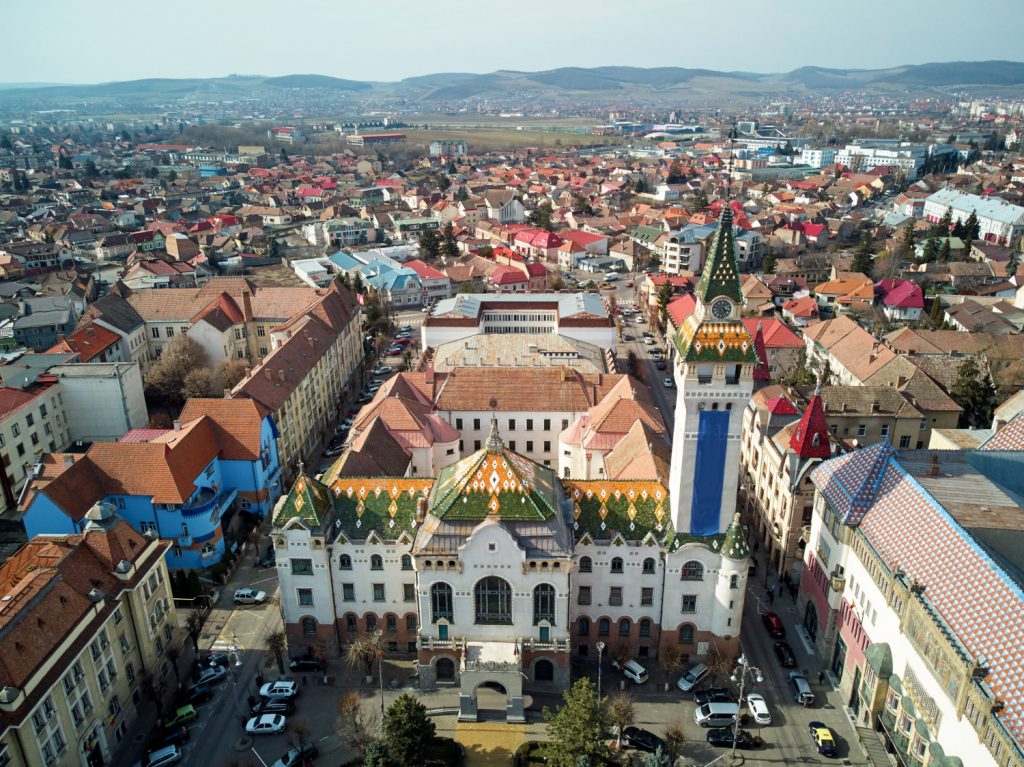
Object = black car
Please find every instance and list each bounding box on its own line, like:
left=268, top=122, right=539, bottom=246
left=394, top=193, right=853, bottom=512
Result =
left=289, top=656, right=325, bottom=672
left=773, top=641, right=797, bottom=668
left=251, top=698, right=296, bottom=716
left=706, top=727, right=759, bottom=749
left=621, top=726, right=665, bottom=753
left=693, top=687, right=737, bottom=705
left=147, top=725, right=190, bottom=750
left=175, top=683, right=214, bottom=707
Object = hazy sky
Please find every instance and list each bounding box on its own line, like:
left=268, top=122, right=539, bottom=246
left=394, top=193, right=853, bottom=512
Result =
left=7, top=0, right=1024, bottom=84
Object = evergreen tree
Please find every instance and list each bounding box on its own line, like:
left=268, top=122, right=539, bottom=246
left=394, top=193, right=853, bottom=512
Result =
left=851, top=232, right=875, bottom=276
left=382, top=694, right=435, bottom=766
left=951, top=220, right=966, bottom=240
left=964, top=210, right=980, bottom=241
left=899, top=221, right=916, bottom=257
left=0, top=134, right=12, bottom=150
left=280, top=147, right=288, bottom=163
left=939, top=208, right=953, bottom=232
left=418, top=229, right=440, bottom=261
left=921, top=236, right=940, bottom=263
left=666, top=161, right=685, bottom=184
left=634, top=177, right=649, bottom=195
left=528, top=201, right=554, bottom=231
left=455, top=185, right=469, bottom=202
left=541, top=679, right=613, bottom=767
left=58, top=154, right=73, bottom=170
left=952, top=358, right=997, bottom=428
left=166, top=170, right=177, bottom=183
left=440, top=222, right=459, bottom=260
left=938, top=238, right=951, bottom=263
left=692, top=189, right=709, bottom=213
left=761, top=251, right=777, bottom=274
left=929, top=297, right=942, bottom=326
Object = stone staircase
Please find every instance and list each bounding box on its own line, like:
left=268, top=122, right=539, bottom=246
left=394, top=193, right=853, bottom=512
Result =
left=856, top=726, right=895, bottom=767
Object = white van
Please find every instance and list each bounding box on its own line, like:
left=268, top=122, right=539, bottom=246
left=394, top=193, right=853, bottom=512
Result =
left=694, top=701, right=741, bottom=728
left=604, top=272, right=619, bottom=281
left=620, top=659, right=649, bottom=685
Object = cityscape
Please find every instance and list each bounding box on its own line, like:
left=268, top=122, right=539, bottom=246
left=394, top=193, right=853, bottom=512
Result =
left=1, top=3, right=1024, bottom=767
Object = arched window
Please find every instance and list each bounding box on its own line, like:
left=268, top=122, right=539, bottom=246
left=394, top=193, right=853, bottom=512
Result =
left=370, top=554, right=383, bottom=570
left=533, top=584, right=556, bottom=625
left=436, top=657, right=455, bottom=681
left=302, top=617, right=317, bottom=636
left=535, top=659, right=554, bottom=682
left=401, top=554, right=413, bottom=571
left=642, top=557, right=656, bottom=574
left=386, top=614, right=397, bottom=633
left=366, top=614, right=377, bottom=632
left=679, top=624, right=695, bottom=644
left=730, top=574, right=739, bottom=589
left=406, top=614, right=417, bottom=631
left=579, top=556, right=592, bottom=573
left=639, top=619, right=651, bottom=638
left=681, top=561, right=704, bottom=581
left=339, top=554, right=352, bottom=570
left=610, top=557, right=624, bottom=573
left=578, top=617, right=590, bottom=637
left=598, top=618, right=610, bottom=637
left=618, top=618, right=631, bottom=637
left=345, top=614, right=357, bottom=632
left=430, top=583, right=453, bottom=623
left=475, top=577, right=512, bottom=624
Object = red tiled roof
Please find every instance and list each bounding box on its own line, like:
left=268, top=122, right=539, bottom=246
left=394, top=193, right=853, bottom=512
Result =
left=50, top=322, right=120, bottom=362
left=740, top=317, right=803, bottom=348
left=789, top=391, right=832, bottom=459
left=0, top=386, right=47, bottom=421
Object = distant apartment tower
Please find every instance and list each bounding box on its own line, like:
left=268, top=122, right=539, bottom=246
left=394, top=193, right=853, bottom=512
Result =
left=800, top=147, right=837, bottom=168
left=267, top=127, right=304, bottom=143
left=429, top=140, right=467, bottom=158
left=346, top=132, right=406, bottom=147
left=835, top=142, right=924, bottom=177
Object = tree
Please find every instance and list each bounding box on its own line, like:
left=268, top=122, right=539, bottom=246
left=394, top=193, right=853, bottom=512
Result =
left=607, top=693, right=635, bottom=750
left=703, top=644, right=733, bottom=685
left=336, top=690, right=377, bottom=760
left=528, top=201, right=554, bottom=231
left=345, top=632, right=385, bottom=677
left=964, top=209, right=980, bottom=241
left=953, top=357, right=998, bottom=428
left=659, top=643, right=688, bottom=688
left=938, top=238, right=951, bottom=263
left=571, top=193, right=593, bottom=215
left=144, top=335, right=210, bottom=407
left=643, top=747, right=669, bottom=767
left=657, top=282, right=675, bottom=331
left=166, top=170, right=177, bottom=183
left=939, top=208, right=953, bottom=233
left=663, top=721, right=687, bottom=764
left=185, top=612, right=204, bottom=654
left=921, top=236, right=940, bottom=264
left=181, top=367, right=214, bottom=399
left=761, top=251, right=777, bottom=274
left=457, top=280, right=482, bottom=294
left=214, top=357, right=250, bottom=392
left=280, top=147, right=289, bottom=163
left=440, top=222, right=459, bottom=260
left=899, top=221, right=916, bottom=259
left=0, top=134, right=11, bottom=150
left=58, top=154, right=73, bottom=170
left=265, top=630, right=287, bottom=675
left=362, top=740, right=392, bottom=767
left=634, top=176, right=650, bottom=194
left=166, top=646, right=183, bottom=689
left=140, top=669, right=168, bottom=719
left=692, top=189, right=709, bottom=213
left=1009, top=251, right=1020, bottom=280
left=541, top=679, right=613, bottom=767
left=929, top=297, right=943, bottom=326
left=83, top=159, right=99, bottom=179
left=666, top=161, right=685, bottom=184
left=455, top=185, right=469, bottom=202
left=418, top=229, right=440, bottom=261
left=851, top=232, right=874, bottom=276
left=382, top=694, right=435, bottom=765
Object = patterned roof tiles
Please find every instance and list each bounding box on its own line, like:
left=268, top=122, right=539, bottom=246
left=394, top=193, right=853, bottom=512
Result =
left=564, top=480, right=671, bottom=543
left=979, top=411, right=1024, bottom=452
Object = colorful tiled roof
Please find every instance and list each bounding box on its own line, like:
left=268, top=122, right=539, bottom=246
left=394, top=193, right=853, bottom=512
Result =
left=430, top=420, right=559, bottom=521
left=674, top=315, right=758, bottom=364
left=564, top=480, right=670, bottom=542
left=720, top=513, right=750, bottom=559
left=979, top=411, right=1024, bottom=451
left=697, top=208, right=743, bottom=305
left=811, top=441, right=896, bottom=526
left=274, top=472, right=332, bottom=528
left=790, top=388, right=832, bottom=459
left=327, top=477, right=433, bottom=538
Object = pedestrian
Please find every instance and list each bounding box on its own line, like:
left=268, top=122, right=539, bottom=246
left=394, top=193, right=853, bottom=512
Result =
left=818, top=671, right=825, bottom=685
left=768, top=590, right=774, bottom=606
left=256, top=671, right=264, bottom=686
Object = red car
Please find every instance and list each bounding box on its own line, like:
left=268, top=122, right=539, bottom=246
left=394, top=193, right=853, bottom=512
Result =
left=761, top=611, right=785, bottom=639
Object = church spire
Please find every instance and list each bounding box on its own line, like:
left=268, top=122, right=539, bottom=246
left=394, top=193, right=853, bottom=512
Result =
left=752, top=321, right=770, bottom=389
left=485, top=414, right=504, bottom=452
left=696, top=206, right=743, bottom=305
left=790, top=384, right=832, bottom=460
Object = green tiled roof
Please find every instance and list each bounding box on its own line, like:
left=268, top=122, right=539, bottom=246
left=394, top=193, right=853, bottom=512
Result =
left=274, top=472, right=332, bottom=528
left=667, top=531, right=729, bottom=554
left=673, top=315, right=758, bottom=364
left=328, top=478, right=434, bottom=539
left=721, top=513, right=750, bottom=559
left=697, top=208, right=743, bottom=304
left=565, top=480, right=672, bottom=542
left=430, top=421, right=559, bottom=521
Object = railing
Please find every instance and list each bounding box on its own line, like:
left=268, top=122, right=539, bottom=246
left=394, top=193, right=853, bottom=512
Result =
left=522, top=637, right=570, bottom=652
left=418, top=636, right=458, bottom=650
left=181, top=488, right=218, bottom=518
left=464, top=658, right=520, bottom=673
left=697, top=375, right=713, bottom=384
left=725, top=375, right=740, bottom=385
left=877, top=711, right=912, bottom=767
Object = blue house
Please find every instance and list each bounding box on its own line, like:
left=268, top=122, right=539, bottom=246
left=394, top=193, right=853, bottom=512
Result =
left=19, top=398, right=281, bottom=570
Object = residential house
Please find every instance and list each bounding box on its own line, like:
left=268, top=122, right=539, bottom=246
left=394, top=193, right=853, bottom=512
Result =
left=405, top=260, right=453, bottom=304
left=874, top=280, right=924, bottom=323
left=12, top=297, right=79, bottom=351
left=484, top=190, right=525, bottom=224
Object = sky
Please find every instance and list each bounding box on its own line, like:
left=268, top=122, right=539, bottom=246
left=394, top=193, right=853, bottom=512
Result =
left=6, top=0, right=1024, bottom=84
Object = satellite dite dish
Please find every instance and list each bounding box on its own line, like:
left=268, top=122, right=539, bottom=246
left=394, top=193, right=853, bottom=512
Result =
left=489, top=398, right=498, bottom=410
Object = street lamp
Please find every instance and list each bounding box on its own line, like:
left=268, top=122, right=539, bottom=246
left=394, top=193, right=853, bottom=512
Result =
left=227, top=646, right=245, bottom=724
left=374, top=629, right=385, bottom=722
left=596, top=641, right=606, bottom=700
left=729, top=653, right=764, bottom=765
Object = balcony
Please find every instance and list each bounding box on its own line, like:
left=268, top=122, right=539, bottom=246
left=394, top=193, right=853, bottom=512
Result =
left=177, top=534, right=192, bottom=548
left=725, top=375, right=740, bottom=386
left=521, top=637, right=570, bottom=653
left=697, top=375, right=713, bottom=385
left=181, top=487, right=237, bottom=519
left=418, top=635, right=459, bottom=650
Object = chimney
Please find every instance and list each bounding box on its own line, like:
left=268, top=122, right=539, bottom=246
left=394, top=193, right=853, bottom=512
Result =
left=223, top=388, right=231, bottom=399
left=415, top=497, right=427, bottom=525
left=241, top=289, right=253, bottom=322
left=64, top=455, right=74, bottom=470
left=86, top=326, right=94, bottom=336
left=264, top=368, right=272, bottom=381
left=928, top=453, right=940, bottom=477
left=896, top=375, right=907, bottom=388
left=277, top=369, right=285, bottom=382
left=173, top=420, right=181, bottom=431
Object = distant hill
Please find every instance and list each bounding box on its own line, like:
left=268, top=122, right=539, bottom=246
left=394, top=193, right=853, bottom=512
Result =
left=1, top=61, right=1022, bottom=106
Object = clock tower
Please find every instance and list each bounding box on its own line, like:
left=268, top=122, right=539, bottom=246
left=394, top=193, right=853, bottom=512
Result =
left=669, top=207, right=757, bottom=536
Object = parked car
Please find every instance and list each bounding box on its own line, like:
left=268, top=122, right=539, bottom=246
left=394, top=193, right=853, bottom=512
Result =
left=201, top=651, right=230, bottom=668
left=260, top=680, right=299, bottom=699
left=643, top=336, right=655, bottom=345
left=773, top=641, right=797, bottom=668
left=250, top=699, right=296, bottom=717
left=621, top=726, right=664, bottom=753
left=271, top=742, right=319, bottom=767
left=655, top=360, right=667, bottom=370
left=761, top=611, right=785, bottom=638
left=676, top=662, right=709, bottom=693
left=809, top=722, right=838, bottom=757
left=356, top=393, right=373, bottom=404
left=706, top=727, right=759, bottom=749
left=373, top=366, right=393, bottom=376
left=147, top=725, right=190, bottom=750
left=246, top=714, right=287, bottom=735
left=623, top=333, right=635, bottom=341
left=195, top=665, right=228, bottom=686
left=663, top=377, right=674, bottom=388
left=692, top=687, right=736, bottom=705
left=788, top=671, right=815, bottom=706
left=140, top=745, right=183, bottom=767
left=289, top=656, right=325, bottom=672
left=162, top=706, right=198, bottom=728
left=233, top=588, right=267, bottom=605
left=746, top=693, right=772, bottom=725
left=175, top=683, right=213, bottom=707
left=257, top=553, right=276, bottom=568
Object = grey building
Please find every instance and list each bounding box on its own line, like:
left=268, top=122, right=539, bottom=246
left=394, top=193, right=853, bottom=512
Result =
left=11, top=296, right=78, bottom=351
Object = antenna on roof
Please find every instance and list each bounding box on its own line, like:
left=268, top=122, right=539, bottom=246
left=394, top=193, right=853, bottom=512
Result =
left=725, top=120, right=738, bottom=205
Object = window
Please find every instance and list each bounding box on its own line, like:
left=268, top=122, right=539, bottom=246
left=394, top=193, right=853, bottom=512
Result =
left=346, top=614, right=358, bottom=632
left=179, top=326, right=188, bottom=335
left=386, top=614, right=397, bottom=633
left=598, top=618, right=610, bottom=637
left=609, top=587, right=623, bottom=606
left=119, top=634, right=129, bottom=655
left=577, top=586, right=591, bottom=605
left=165, top=327, right=174, bottom=338
left=526, top=419, right=533, bottom=431
left=370, top=554, right=383, bottom=570
left=257, top=326, right=266, bottom=337
left=730, top=574, right=739, bottom=589
left=508, top=419, right=516, bottom=430
left=639, top=619, right=651, bottom=638
left=11, top=424, right=19, bottom=437
left=610, top=557, right=623, bottom=574
left=641, top=587, right=654, bottom=606
left=339, top=554, right=352, bottom=570
left=679, top=624, right=695, bottom=644
left=473, top=418, right=480, bottom=430
left=543, top=440, right=550, bottom=453
left=579, top=556, right=592, bottom=573
left=543, top=419, right=551, bottom=431
left=25, top=414, right=33, bottom=427
left=681, top=595, right=697, bottom=613
left=474, top=577, right=512, bottom=624
left=509, top=441, right=516, bottom=451
left=407, top=614, right=417, bottom=631
left=403, top=584, right=415, bottom=602
left=366, top=615, right=376, bottom=632
left=430, top=583, right=453, bottom=623
left=290, top=558, right=313, bottom=576
left=526, top=441, right=533, bottom=452
left=681, top=561, right=704, bottom=581
left=401, top=554, right=413, bottom=571
left=456, top=418, right=463, bottom=430
left=880, top=424, right=889, bottom=437
left=618, top=618, right=631, bottom=637
left=151, top=327, right=160, bottom=339
left=899, top=435, right=911, bottom=448
left=297, top=588, right=314, bottom=606
left=578, top=617, right=590, bottom=636
left=474, top=440, right=481, bottom=451
left=372, top=584, right=385, bottom=602
left=533, top=584, right=556, bottom=625
left=642, top=557, right=655, bottom=574
left=857, top=424, right=866, bottom=437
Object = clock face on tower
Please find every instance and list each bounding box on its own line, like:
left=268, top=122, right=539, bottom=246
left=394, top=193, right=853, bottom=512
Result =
left=711, top=298, right=732, bottom=320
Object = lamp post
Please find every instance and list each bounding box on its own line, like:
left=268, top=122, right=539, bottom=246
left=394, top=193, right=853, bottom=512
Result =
left=596, top=641, right=606, bottom=700
left=227, top=646, right=245, bottom=724
left=374, top=629, right=385, bottom=722
left=729, top=653, right=763, bottom=765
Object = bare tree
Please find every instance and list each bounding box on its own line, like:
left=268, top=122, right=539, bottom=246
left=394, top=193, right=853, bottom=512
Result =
left=265, top=630, right=287, bottom=675
left=185, top=612, right=204, bottom=655
left=140, top=669, right=168, bottom=720
left=165, top=646, right=183, bottom=689
left=336, top=690, right=377, bottom=760
left=290, top=715, right=312, bottom=749
left=660, top=643, right=688, bottom=689
left=311, top=639, right=329, bottom=684
left=704, top=644, right=733, bottom=686
left=607, top=693, right=635, bottom=751
left=663, top=721, right=687, bottom=764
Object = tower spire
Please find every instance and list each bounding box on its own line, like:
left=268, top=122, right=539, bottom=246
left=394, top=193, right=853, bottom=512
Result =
left=485, top=414, right=504, bottom=452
